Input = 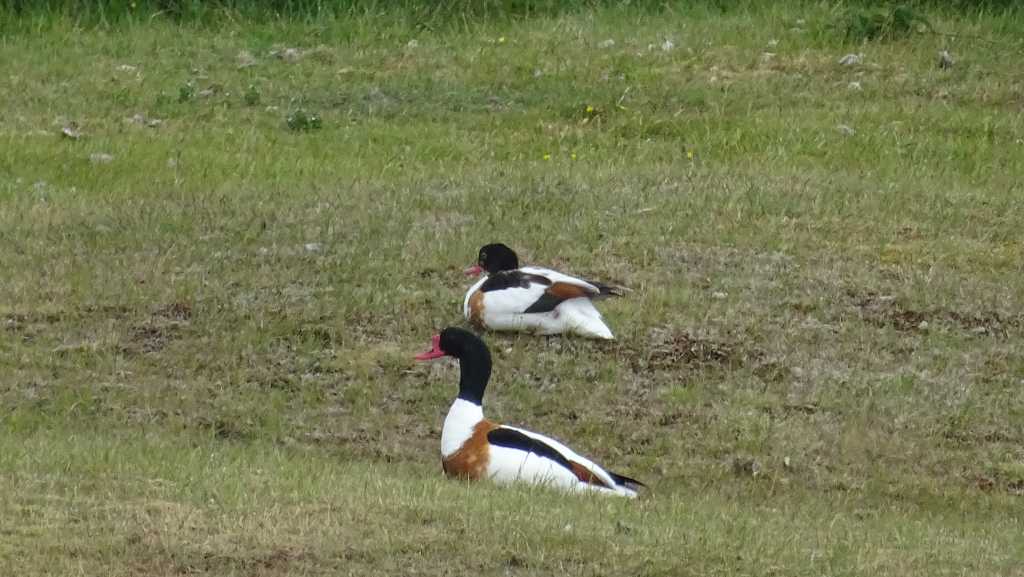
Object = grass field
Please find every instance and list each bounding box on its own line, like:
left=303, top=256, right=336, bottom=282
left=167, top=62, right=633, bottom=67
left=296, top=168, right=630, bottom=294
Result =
left=2, top=2, right=1023, bottom=575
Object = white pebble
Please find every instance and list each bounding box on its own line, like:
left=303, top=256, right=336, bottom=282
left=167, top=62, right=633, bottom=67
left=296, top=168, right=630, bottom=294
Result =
left=838, top=53, right=863, bottom=66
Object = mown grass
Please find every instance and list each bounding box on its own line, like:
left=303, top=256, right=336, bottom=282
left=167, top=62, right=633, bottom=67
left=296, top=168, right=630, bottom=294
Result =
left=2, top=2, right=1023, bottom=575
left=2, top=429, right=1022, bottom=576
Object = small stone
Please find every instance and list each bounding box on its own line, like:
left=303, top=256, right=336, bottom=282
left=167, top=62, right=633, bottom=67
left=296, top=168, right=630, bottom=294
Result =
left=237, top=50, right=257, bottom=69
left=837, top=124, right=856, bottom=136
left=116, top=64, right=137, bottom=73
left=917, top=320, right=929, bottom=330
left=406, top=39, right=419, bottom=49
left=838, top=53, right=863, bottom=66
left=197, top=88, right=215, bottom=98
left=126, top=113, right=162, bottom=128
left=938, top=50, right=954, bottom=69
left=598, top=39, right=616, bottom=49
left=89, top=152, right=114, bottom=164
left=304, top=243, right=323, bottom=253
left=712, top=291, right=728, bottom=300
left=848, top=81, right=862, bottom=91
left=732, top=457, right=761, bottom=477
left=61, top=123, right=82, bottom=140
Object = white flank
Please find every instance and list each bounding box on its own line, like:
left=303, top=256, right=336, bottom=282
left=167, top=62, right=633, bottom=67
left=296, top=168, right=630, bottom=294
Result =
left=487, top=425, right=637, bottom=498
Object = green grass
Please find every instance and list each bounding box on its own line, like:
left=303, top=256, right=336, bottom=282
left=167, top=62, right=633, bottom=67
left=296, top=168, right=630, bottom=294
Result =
left=3, top=430, right=1022, bottom=576
left=2, top=3, right=1024, bottom=575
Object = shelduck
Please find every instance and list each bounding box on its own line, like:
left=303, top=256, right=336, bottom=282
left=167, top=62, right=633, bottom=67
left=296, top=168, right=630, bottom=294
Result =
left=463, top=243, right=624, bottom=339
left=415, top=327, right=644, bottom=497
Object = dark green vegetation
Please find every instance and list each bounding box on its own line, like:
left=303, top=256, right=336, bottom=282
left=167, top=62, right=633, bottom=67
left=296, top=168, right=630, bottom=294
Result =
left=2, top=0, right=1021, bottom=29
left=1, top=2, right=1023, bottom=575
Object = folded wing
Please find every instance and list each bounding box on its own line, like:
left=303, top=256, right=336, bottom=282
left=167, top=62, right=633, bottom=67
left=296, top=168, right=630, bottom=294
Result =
left=487, top=426, right=619, bottom=490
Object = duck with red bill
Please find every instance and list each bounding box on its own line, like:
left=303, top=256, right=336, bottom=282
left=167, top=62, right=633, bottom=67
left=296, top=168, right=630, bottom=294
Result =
left=414, top=327, right=644, bottom=497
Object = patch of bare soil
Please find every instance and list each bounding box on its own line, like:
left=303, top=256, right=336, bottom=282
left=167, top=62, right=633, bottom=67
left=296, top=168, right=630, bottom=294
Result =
left=851, top=292, right=1020, bottom=337
left=620, top=327, right=762, bottom=372
left=302, top=418, right=436, bottom=464
left=196, top=416, right=256, bottom=442
left=154, top=301, right=192, bottom=321
left=121, top=302, right=193, bottom=355
left=971, top=474, right=1024, bottom=497
left=127, top=325, right=179, bottom=353
left=3, top=311, right=63, bottom=327
left=3, top=312, right=55, bottom=343
left=759, top=402, right=825, bottom=417
left=171, top=547, right=311, bottom=575
left=942, top=422, right=1019, bottom=446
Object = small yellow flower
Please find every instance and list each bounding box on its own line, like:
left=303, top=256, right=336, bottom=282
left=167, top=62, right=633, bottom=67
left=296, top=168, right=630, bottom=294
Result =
left=543, top=153, right=551, bottom=161
left=498, top=37, right=506, bottom=44
left=686, top=150, right=694, bottom=160
left=570, top=152, right=577, bottom=160
left=585, top=105, right=594, bottom=113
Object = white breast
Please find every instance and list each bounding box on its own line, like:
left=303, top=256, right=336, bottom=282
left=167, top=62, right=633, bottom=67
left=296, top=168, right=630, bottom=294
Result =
left=441, top=399, right=483, bottom=458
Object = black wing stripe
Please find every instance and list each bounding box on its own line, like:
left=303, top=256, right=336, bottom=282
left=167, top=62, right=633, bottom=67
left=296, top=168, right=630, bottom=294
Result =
left=487, top=428, right=576, bottom=474
left=523, top=292, right=564, bottom=314
left=479, top=271, right=552, bottom=293
left=608, top=471, right=645, bottom=488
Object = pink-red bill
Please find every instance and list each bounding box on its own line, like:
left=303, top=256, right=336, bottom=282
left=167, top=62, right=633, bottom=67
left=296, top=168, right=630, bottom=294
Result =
left=464, top=264, right=483, bottom=276
left=415, top=334, right=445, bottom=361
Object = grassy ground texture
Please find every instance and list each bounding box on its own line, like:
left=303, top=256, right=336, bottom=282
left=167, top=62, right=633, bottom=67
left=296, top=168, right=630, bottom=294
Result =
left=1, top=2, right=1023, bottom=575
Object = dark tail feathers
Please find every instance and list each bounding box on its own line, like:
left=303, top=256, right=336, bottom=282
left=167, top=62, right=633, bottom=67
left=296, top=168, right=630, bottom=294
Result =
left=591, top=282, right=630, bottom=298
left=609, top=471, right=645, bottom=491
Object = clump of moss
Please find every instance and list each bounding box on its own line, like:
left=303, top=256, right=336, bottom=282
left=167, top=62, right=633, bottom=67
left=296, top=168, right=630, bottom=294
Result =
left=840, top=5, right=932, bottom=42
left=286, top=109, right=322, bottom=132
